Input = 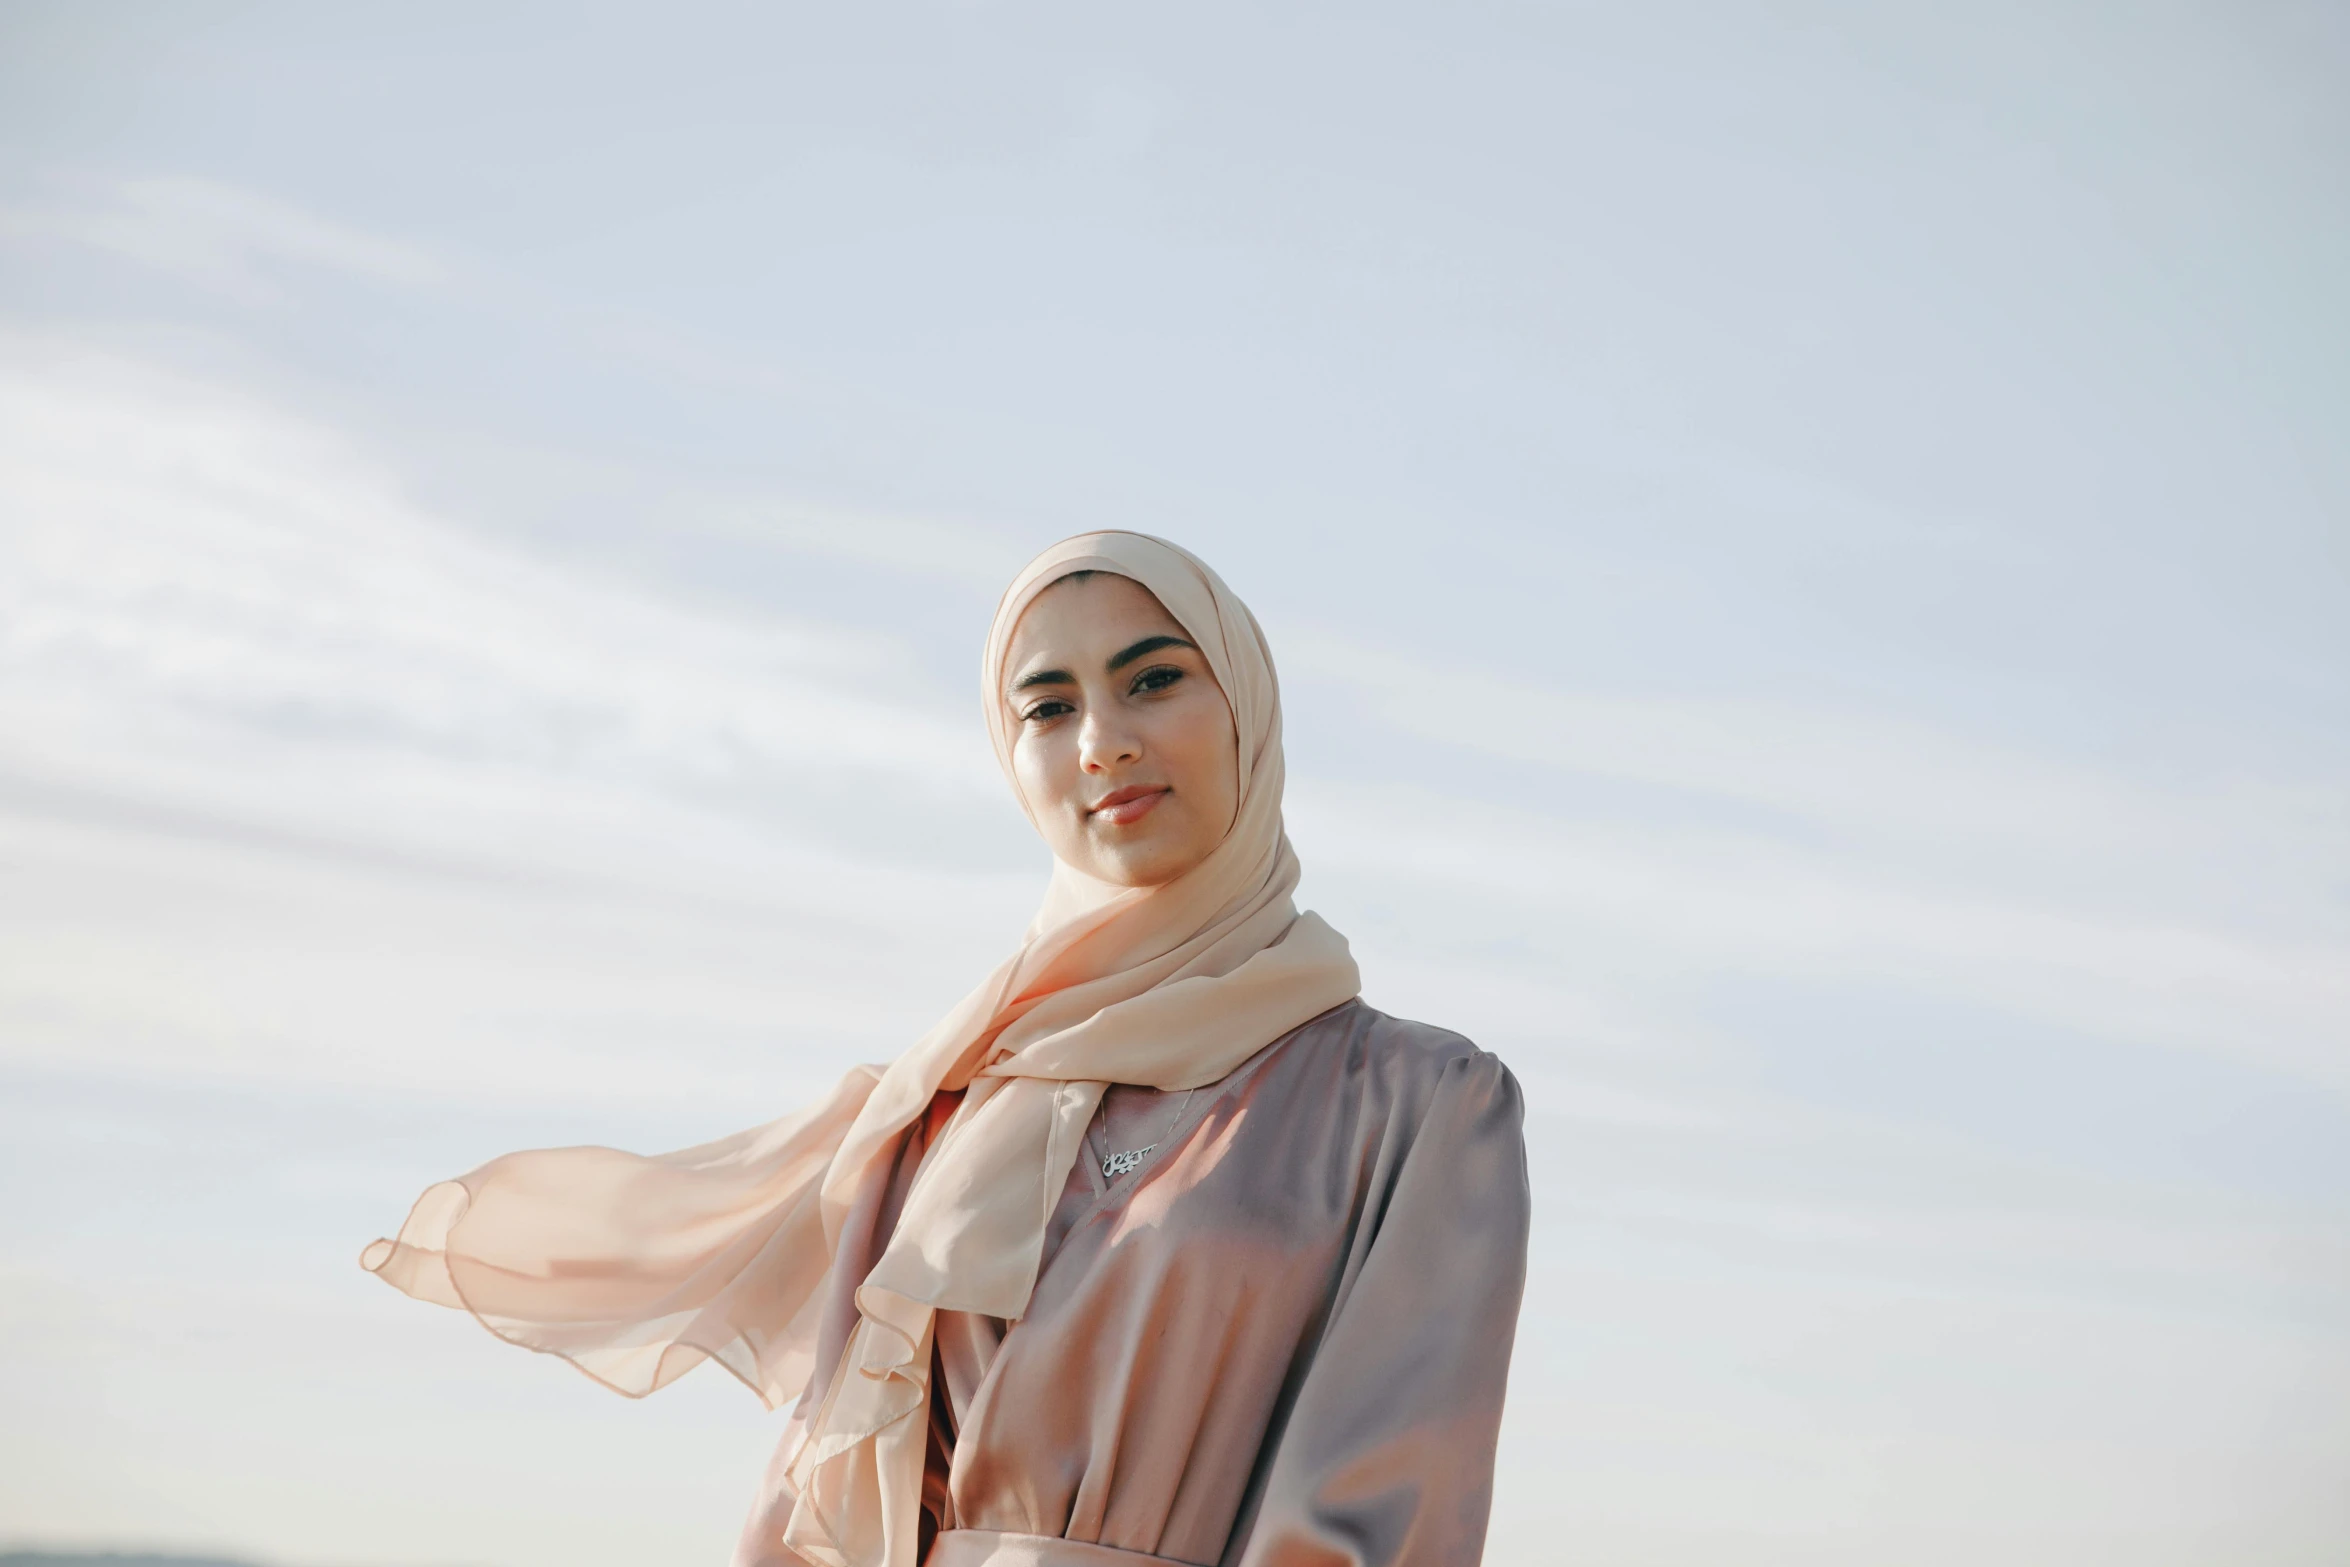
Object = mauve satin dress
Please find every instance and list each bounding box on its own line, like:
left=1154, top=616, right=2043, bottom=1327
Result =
left=736, top=999, right=1531, bottom=1567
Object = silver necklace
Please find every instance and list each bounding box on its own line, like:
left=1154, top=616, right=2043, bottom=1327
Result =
left=1099, top=1088, right=1194, bottom=1180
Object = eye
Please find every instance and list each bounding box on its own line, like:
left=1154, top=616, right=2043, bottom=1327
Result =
left=1020, top=698, right=1076, bottom=723
left=1130, top=664, right=1185, bottom=695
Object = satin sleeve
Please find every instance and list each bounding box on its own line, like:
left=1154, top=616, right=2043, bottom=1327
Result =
left=1235, top=1050, right=1530, bottom=1567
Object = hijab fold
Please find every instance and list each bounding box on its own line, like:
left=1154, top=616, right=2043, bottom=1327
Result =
left=361, top=532, right=1359, bottom=1567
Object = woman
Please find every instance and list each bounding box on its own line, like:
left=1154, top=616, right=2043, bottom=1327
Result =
left=363, top=532, right=1530, bottom=1567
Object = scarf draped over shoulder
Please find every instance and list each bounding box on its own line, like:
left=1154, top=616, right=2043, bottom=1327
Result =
left=360, top=531, right=1361, bottom=1567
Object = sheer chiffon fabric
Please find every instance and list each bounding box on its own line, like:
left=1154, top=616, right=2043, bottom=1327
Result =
left=362, top=533, right=1365, bottom=1567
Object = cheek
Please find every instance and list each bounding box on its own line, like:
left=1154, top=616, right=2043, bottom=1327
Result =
left=1012, top=730, right=1078, bottom=818
left=1163, top=699, right=1240, bottom=824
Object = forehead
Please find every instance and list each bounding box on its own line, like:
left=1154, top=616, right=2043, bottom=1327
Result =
left=1003, top=572, right=1186, bottom=667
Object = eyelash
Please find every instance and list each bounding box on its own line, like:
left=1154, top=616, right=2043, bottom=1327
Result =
left=1019, top=666, right=1185, bottom=723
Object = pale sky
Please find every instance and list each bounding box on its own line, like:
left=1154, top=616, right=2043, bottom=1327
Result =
left=1, top=5, right=2345, bottom=1566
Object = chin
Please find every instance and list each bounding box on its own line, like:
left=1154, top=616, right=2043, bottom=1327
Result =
left=1087, top=838, right=1203, bottom=890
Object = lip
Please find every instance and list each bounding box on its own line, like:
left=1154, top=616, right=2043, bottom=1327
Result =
left=1087, top=784, right=1170, bottom=827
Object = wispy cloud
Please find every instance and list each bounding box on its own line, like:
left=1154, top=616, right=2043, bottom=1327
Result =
left=0, top=335, right=1038, bottom=1098
left=0, top=175, right=446, bottom=300
left=0, top=336, right=1000, bottom=823
left=1301, top=778, right=2350, bottom=1086
left=1286, top=633, right=2347, bottom=908
left=695, top=499, right=1033, bottom=586
left=1283, top=632, right=2350, bottom=1087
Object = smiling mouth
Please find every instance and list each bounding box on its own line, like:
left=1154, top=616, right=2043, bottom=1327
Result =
left=1088, top=786, right=1170, bottom=827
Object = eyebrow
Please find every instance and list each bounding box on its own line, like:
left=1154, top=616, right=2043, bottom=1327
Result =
left=1012, top=634, right=1197, bottom=692
left=1106, top=634, right=1196, bottom=672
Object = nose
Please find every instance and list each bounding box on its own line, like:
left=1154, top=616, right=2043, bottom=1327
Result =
left=1077, top=705, right=1141, bottom=773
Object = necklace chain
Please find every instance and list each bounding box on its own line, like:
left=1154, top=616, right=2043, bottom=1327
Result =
left=1099, top=1088, right=1194, bottom=1180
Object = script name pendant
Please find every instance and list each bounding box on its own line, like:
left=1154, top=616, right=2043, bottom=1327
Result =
left=1102, top=1145, right=1155, bottom=1179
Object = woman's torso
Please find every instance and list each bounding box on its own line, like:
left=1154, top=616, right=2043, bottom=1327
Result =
left=738, top=997, right=1528, bottom=1567
left=930, top=999, right=1527, bottom=1567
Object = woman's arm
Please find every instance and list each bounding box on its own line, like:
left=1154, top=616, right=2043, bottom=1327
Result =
left=1238, top=1048, right=1532, bottom=1567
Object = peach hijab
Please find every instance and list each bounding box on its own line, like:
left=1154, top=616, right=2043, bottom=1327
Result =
left=361, top=531, right=1360, bottom=1567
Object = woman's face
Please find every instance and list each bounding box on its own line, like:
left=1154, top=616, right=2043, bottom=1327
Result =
left=1001, top=572, right=1240, bottom=888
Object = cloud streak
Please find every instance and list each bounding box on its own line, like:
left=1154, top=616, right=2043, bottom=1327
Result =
left=1281, top=633, right=2350, bottom=1088
left=1, top=175, right=447, bottom=300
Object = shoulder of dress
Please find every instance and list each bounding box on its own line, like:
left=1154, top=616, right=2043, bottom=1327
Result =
left=1284, top=998, right=1515, bottom=1089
